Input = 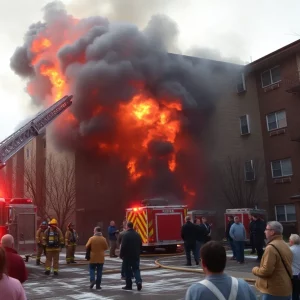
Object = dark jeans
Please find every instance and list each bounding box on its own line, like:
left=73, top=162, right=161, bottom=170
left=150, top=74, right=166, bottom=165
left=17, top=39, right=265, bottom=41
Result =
left=250, top=234, right=255, bottom=252
left=292, top=275, right=300, bottom=300
left=121, top=260, right=134, bottom=278
left=229, top=239, right=236, bottom=258
left=256, top=247, right=264, bottom=261
left=184, top=242, right=198, bottom=265
left=195, top=241, right=204, bottom=261
left=123, top=258, right=142, bottom=288
left=233, top=241, right=245, bottom=263
left=89, top=263, right=103, bottom=286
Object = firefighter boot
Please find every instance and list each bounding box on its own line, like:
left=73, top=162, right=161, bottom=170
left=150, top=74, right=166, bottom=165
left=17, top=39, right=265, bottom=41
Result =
left=54, top=271, right=58, bottom=276
left=45, top=270, right=50, bottom=275
left=36, top=259, right=40, bottom=266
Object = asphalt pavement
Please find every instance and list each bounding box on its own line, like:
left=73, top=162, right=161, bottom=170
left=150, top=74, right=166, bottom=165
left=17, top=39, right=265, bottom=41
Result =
left=23, top=250, right=262, bottom=300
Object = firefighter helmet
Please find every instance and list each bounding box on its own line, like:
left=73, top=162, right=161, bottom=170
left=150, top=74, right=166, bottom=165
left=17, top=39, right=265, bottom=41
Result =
left=49, top=218, right=58, bottom=225
left=68, top=222, right=74, bottom=228
left=41, top=221, right=47, bottom=226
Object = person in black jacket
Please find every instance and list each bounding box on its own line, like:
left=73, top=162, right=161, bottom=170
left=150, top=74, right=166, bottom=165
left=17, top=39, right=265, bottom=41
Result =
left=181, top=216, right=199, bottom=266
left=119, top=222, right=142, bottom=291
left=201, top=217, right=212, bottom=243
left=226, top=215, right=236, bottom=260
left=251, top=214, right=266, bottom=262
left=195, top=218, right=208, bottom=262
left=249, top=215, right=256, bottom=254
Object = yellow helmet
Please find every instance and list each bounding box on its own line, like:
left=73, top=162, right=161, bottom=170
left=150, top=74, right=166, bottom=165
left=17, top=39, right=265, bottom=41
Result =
left=49, top=218, right=58, bottom=225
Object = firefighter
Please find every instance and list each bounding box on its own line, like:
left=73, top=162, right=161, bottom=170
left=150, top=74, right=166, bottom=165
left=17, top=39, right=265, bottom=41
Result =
left=43, top=219, right=64, bottom=275
left=35, top=221, right=48, bottom=265
left=65, top=222, right=78, bottom=264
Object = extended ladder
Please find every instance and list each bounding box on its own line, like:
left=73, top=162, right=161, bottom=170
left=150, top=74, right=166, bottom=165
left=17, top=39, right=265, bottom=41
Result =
left=0, top=95, right=73, bottom=169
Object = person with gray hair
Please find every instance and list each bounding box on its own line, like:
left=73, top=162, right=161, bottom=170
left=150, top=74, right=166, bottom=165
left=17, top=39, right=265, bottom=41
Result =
left=252, top=221, right=292, bottom=300
left=289, top=233, right=300, bottom=300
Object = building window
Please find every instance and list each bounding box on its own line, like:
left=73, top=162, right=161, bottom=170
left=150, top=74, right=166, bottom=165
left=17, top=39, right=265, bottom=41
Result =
left=261, top=66, right=281, bottom=87
left=236, top=73, right=246, bottom=93
left=244, top=160, right=255, bottom=181
left=240, top=115, right=250, bottom=135
left=266, top=110, right=287, bottom=131
left=271, top=158, right=293, bottom=178
left=275, top=204, right=296, bottom=222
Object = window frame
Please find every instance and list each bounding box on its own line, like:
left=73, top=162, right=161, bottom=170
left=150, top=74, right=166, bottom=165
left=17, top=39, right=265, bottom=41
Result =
left=236, top=73, right=246, bottom=93
left=239, top=114, right=250, bottom=135
left=275, top=204, right=296, bottom=222
left=261, top=65, right=281, bottom=88
left=244, top=160, right=255, bottom=181
left=270, top=158, right=293, bottom=178
left=266, top=110, right=287, bottom=132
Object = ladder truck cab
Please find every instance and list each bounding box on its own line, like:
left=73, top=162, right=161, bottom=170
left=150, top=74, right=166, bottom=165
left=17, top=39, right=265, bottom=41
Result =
left=126, top=198, right=187, bottom=252
left=0, top=198, right=37, bottom=260
left=224, top=208, right=267, bottom=242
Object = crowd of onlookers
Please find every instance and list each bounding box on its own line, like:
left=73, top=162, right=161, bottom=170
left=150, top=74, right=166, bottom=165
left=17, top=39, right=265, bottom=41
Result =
left=182, top=215, right=300, bottom=300
left=1, top=216, right=300, bottom=300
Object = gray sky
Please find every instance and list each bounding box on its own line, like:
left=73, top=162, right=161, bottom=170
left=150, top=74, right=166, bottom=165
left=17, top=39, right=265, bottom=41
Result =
left=1, top=0, right=300, bottom=141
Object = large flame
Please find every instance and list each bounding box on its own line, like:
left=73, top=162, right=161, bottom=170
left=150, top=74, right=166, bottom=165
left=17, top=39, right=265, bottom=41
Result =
left=26, top=13, right=196, bottom=201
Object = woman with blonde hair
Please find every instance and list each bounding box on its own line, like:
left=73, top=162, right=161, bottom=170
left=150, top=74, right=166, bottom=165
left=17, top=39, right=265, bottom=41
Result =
left=0, top=247, right=27, bottom=300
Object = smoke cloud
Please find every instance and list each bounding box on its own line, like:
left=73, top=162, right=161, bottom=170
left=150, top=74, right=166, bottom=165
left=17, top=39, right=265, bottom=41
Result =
left=10, top=1, right=225, bottom=205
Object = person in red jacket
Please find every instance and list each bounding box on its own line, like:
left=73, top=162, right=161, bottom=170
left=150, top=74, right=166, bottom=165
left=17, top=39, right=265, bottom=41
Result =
left=0, top=234, right=28, bottom=283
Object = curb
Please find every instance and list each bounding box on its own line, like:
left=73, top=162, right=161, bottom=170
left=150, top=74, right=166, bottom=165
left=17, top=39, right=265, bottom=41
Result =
left=154, top=259, right=256, bottom=284
left=37, top=251, right=184, bottom=266
left=103, top=265, right=160, bottom=274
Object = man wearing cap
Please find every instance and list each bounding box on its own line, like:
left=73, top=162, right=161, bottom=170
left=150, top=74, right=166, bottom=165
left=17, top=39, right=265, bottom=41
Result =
left=35, top=221, right=48, bottom=265
left=43, top=219, right=64, bottom=275
left=65, top=222, right=79, bottom=264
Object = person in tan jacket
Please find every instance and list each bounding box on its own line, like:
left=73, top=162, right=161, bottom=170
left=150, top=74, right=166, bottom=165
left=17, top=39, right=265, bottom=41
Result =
left=252, top=221, right=292, bottom=300
left=86, top=226, right=109, bottom=290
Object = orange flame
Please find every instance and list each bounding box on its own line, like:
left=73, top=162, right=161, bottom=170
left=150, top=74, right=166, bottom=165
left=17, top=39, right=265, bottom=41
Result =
left=119, top=93, right=182, bottom=181
left=127, top=158, right=143, bottom=180
left=31, top=38, right=52, bottom=53
left=40, top=65, right=66, bottom=101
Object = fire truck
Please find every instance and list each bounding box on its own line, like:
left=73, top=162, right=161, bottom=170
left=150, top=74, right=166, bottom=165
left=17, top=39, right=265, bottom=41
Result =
left=126, top=198, right=187, bottom=252
left=0, top=198, right=37, bottom=258
left=224, top=208, right=267, bottom=241
left=0, top=95, right=73, bottom=259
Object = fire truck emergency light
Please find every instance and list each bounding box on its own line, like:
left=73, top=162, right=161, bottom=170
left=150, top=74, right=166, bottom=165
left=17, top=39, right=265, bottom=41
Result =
left=133, top=207, right=143, bottom=212
left=10, top=198, right=32, bottom=204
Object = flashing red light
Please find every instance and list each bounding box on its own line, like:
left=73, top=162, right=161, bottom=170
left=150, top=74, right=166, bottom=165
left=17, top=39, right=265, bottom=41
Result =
left=10, top=198, right=33, bottom=204
left=133, top=207, right=143, bottom=212
left=0, top=198, right=5, bottom=203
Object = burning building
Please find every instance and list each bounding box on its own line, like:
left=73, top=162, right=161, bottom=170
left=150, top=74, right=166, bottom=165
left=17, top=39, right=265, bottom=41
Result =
left=6, top=1, right=267, bottom=240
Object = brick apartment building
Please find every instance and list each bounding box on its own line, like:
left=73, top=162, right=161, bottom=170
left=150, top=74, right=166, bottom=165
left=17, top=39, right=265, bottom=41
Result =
left=243, top=40, right=300, bottom=235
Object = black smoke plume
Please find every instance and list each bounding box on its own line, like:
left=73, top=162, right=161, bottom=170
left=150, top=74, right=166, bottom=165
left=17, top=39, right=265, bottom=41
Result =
left=10, top=1, right=218, bottom=205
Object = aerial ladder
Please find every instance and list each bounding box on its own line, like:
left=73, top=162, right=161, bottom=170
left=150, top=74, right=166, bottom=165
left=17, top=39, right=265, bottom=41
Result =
left=0, top=95, right=73, bottom=169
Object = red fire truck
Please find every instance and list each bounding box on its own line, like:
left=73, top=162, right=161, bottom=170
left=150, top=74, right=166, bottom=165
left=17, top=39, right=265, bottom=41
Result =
left=224, top=208, right=267, bottom=241
left=0, top=198, right=37, bottom=259
left=126, top=198, right=187, bottom=252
